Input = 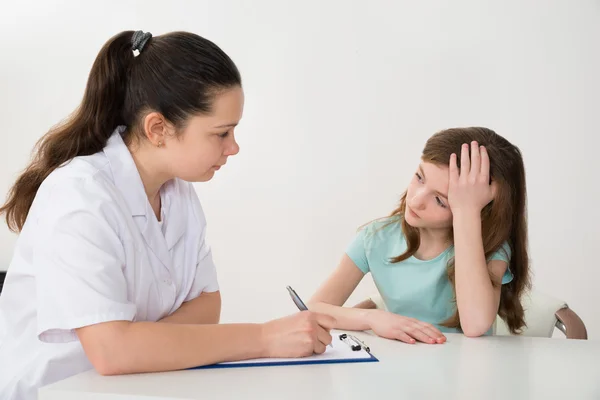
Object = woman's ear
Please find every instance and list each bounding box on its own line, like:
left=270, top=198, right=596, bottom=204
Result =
left=142, top=112, right=169, bottom=147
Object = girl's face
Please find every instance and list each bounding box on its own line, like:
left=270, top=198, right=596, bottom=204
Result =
left=163, top=86, right=244, bottom=182
left=404, top=161, right=453, bottom=230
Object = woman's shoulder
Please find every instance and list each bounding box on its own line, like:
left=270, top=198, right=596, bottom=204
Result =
left=30, top=158, right=126, bottom=231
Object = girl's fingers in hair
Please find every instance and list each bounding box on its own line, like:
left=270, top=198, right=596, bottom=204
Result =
left=480, top=145, right=490, bottom=182
left=460, top=143, right=470, bottom=177
left=470, top=141, right=480, bottom=180
left=449, top=153, right=459, bottom=184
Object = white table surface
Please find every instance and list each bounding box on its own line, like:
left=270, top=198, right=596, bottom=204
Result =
left=39, top=330, right=600, bottom=400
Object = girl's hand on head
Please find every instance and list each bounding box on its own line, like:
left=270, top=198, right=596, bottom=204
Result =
left=367, top=310, right=446, bottom=344
left=448, top=141, right=497, bottom=216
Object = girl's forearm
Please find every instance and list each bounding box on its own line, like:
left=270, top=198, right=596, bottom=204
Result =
left=452, top=210, right=498, bottom=336
left=307, top=301, right=374, bottom=331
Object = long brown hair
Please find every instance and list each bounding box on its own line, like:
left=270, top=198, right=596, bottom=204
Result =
left=388, top=127, right=530, bottom=334
left=1, top=31, right=241, bottom=233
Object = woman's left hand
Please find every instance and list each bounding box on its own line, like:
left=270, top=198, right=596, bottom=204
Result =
left=448, top=141, right=496, bottom=215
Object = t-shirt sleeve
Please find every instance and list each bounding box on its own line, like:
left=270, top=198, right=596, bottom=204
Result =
left=34, top=179, right=137, bottom=343
left=345, top=226, right=370, bottom=274
left=488, top=241, right=513, bottom=284
left=184, top=185, right=219, bottom=301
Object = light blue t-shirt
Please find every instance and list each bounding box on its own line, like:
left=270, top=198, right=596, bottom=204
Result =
left=346, top=216, right=513, bottom=334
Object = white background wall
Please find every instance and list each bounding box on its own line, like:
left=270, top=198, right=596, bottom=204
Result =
left=1, top=1, right=599, bottom=338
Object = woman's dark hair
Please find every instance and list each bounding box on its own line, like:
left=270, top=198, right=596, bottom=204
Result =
left=1, top=30, right=241, bottom=232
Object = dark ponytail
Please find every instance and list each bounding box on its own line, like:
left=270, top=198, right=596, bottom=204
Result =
left=1, top=30, right=241, bottom=232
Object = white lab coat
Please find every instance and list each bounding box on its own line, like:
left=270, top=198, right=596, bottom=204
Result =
left=0, top=126, right=219, bottom=400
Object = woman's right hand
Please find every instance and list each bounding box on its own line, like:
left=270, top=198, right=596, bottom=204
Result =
left=260, top=311, right=336, bottom=358
left=367, top=309, right=446, bottom=344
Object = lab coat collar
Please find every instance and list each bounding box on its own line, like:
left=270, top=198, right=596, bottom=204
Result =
left=103, top=126, right=147, bottom=217
left=103, top=127, right=185, bottom=270
left=160, top=180, right=186, bottom=251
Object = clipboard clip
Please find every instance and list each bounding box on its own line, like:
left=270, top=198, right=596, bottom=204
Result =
left=339, top=333, right=370, bottom=353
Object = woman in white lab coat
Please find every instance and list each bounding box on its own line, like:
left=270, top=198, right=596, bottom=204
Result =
left=0, top=30, right=334, bottom=400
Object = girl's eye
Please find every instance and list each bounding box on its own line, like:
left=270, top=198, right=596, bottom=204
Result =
left=415, top=172, right=423, bottom=182
left=219, top=132, right=229, bottom=138
left=436, top=197, right=447, bottom=208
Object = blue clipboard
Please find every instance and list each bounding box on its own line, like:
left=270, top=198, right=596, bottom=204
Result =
left=191, top=333, right=379, bottom=370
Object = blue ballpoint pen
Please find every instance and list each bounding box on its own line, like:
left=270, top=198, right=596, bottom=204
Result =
left=286, top=285, right=333, bottom=348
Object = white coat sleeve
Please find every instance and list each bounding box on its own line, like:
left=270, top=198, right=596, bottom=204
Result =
left=34, top=178, right=137, bottom=343
left=184, top=184, right=219, bottom=301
